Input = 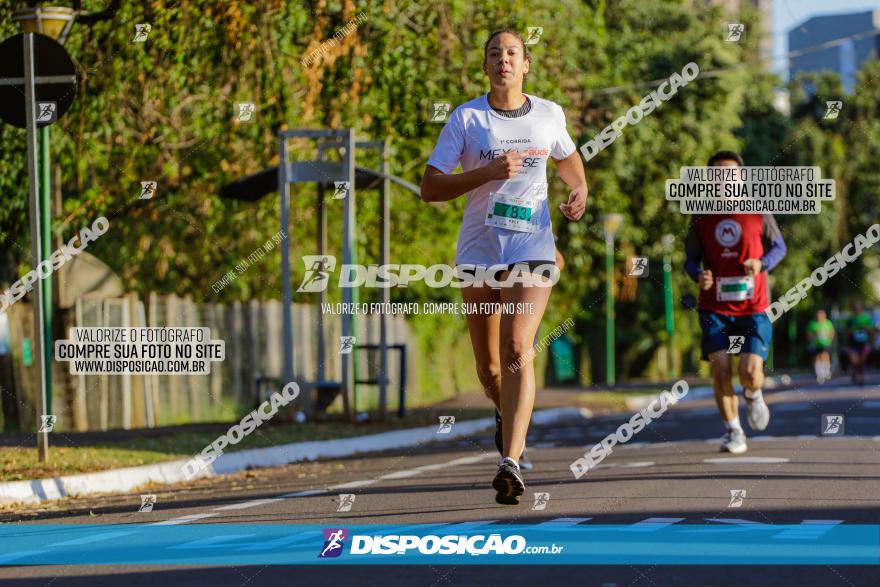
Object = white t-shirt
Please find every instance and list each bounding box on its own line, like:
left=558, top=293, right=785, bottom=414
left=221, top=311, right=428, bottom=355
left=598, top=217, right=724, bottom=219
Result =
left=427, top=93, right=576, bottom=266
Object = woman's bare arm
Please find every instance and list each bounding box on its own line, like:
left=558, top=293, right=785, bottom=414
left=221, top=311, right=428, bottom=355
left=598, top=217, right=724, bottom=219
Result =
left=420, top=151, right=523, bottom=202
left=553, top=151, right=589, bottom=221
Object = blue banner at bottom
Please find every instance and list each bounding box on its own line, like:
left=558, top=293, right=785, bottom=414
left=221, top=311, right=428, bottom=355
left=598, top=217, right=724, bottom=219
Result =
left=0, top=524, right=877, bottom=565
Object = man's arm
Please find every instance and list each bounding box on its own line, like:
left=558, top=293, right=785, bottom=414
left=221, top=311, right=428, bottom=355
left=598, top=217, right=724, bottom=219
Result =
left=759, top=215, right=787, bottom=272
left=684, top=219, right=704, bottom=282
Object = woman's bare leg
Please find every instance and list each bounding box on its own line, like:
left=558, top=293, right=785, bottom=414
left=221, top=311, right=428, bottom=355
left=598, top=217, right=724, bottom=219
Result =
left=461, top=284, right=502, bottom=408
left=498, top=272, right=553, bottom=462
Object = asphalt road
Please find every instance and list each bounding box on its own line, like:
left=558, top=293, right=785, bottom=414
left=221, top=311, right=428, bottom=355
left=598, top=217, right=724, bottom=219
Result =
left=2, top=377, right=879, bottom=586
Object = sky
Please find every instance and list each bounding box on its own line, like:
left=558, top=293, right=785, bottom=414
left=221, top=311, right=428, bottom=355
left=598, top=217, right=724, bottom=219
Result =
left=771, top=0, right=880, bottom=77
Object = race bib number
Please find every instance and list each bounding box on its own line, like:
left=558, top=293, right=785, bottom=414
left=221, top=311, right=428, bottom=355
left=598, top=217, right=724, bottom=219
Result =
left=485, top=184, right=546, bottom=233
left=716, top=276, right=754, bottom=302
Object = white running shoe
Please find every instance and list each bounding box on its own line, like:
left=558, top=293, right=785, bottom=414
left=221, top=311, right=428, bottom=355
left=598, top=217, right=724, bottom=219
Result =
left=745, top=393, right=770, bottom=431
left=720, top=429, right=748, bottom=454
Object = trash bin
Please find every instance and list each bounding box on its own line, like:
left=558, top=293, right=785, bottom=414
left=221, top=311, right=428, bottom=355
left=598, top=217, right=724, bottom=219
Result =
left=550, top=336, right=577, bottom=383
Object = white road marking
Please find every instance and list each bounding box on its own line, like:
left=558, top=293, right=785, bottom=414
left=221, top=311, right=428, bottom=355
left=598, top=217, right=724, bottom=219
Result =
left=622, top=517, right=685, bottom=531
left=774, top=520, right=843, bottom=540
left=415, top=463, right=450, bottom=472
left=150, top=513, right=218, bottom=526
left=214, top=498, right=284, bottom=511
left=48, top=530, right=138, bottom=546
left=379, top=469, right=424, bottom=480
left=278, top=489, right=327, bottom=498
left=448, top=454, right=494, bottom=466
left=167, top=534, right=255, bottom=550
left=351, top=453, right=497, bottom=483
left=537, top=517, right=592, bottom=527
left=581, top=434, right=865, bottom=452
left=327, top=479, right=378, bottom=490
left=703, top=457, right=790, bottom=464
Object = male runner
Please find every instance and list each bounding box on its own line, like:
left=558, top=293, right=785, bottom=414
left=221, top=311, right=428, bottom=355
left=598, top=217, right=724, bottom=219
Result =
left=807, top=309, right=834, bottom=383
left=684, top=150, right=788, bottom=454
left=846, top=303, right=874, bottom=385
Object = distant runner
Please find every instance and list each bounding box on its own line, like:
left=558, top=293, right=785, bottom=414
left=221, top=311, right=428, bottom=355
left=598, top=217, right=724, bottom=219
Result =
left=807, top=309, right=834, bottom=384
left=684, top=150, right=788, bottom=454
left=846, top=303, right=873, bottom=385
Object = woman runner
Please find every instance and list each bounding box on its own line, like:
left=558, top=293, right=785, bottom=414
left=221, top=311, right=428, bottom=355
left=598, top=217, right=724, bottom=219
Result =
left=420, top=29, right=589, bottom=504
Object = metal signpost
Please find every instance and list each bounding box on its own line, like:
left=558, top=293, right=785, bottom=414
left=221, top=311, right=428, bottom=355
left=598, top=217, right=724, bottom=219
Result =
left=0, top=31, right=78, bottom=461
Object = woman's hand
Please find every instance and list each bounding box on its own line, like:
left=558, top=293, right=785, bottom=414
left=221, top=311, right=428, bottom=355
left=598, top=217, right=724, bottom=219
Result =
left=485, top=150, right=524, bottom=180
left=559, top=184, right=588, bottom=221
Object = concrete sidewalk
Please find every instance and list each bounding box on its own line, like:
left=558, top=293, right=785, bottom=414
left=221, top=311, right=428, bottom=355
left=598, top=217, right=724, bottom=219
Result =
left=0, top=407, right=587, bottom=508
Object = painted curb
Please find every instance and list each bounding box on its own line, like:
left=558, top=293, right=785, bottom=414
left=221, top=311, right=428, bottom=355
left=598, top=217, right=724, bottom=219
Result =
left=0, top=407, right=587, bottom=508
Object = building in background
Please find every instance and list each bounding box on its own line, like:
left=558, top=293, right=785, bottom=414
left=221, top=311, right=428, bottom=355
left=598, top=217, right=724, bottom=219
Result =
left=789, top=9, right=880, bottom=92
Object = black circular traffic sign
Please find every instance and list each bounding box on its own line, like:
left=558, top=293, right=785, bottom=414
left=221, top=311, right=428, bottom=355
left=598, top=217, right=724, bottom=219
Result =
left=0, top=32, right=79, bottom=128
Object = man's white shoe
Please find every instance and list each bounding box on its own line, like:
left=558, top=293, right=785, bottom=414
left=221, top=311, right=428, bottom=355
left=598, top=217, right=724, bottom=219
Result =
left=720, top=429, right=748, bottom=454
left=745, top=393, right=770, bottom=431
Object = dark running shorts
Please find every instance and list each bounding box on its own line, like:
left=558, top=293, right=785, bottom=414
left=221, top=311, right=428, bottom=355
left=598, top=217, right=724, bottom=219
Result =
left=699, top=310, right=772, bottom=360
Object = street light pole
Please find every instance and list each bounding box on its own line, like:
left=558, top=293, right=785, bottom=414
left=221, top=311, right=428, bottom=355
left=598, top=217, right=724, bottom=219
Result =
left=22, top=32, right=50, bottom=462
left=40, top=125, right=53, bottom=417
left=662, top=234, right=676, bottom=379
left=605, top=234, right=614, bottom=386
left=12, top=5, right=78, bottom=461
left=602, top=214, right=623, bottom=387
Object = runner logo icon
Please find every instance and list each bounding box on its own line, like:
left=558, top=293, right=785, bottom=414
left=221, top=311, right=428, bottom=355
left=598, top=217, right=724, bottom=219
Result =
left=431, top=101, right=451, bottom=122
left=727, top=336, right=744, bottom=354
left=337, top=494, right=356, bottom=512
left=628, top=257, right=648, bottom=277
left=823, top=101, right=842, bottom=120
left=821, top=414, right=844, bottom=435
left=140, top=181, right=157, bottom=200
left=437, top=416, right=455, bottom=434
left=525, top=27, right=543, bottom=45
left=333, top=181, right=350, bottom=199
left=139, top=494, right=157, bottom=512
left=236, top=103, right=256, bottom=122
left=319, top=528, right=348, bottom=558
left=133, top=23, right=152, bottom=42
left=728, top=489, right=746, bottom=508
left=38, top=414, right=56, bottom=433
left=297, top=255, right=336, bottom=292
left=36, top=102, right=57, bottom=123
left=531, top=492, right=550, bottom=511
left=339, top=336, right=355, bottom=354
left=725, top=23, right=745, bottom=42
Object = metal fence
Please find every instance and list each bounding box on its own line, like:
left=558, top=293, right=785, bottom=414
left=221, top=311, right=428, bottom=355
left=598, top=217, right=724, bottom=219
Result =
left=38, top=293, right=413, bottom=431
